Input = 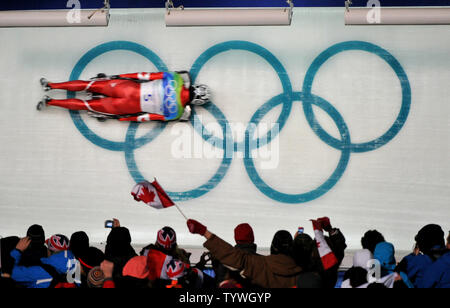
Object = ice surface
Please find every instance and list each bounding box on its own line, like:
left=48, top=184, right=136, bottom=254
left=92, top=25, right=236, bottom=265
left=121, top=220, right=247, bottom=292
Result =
left=0, top=9, right=449, bottom=257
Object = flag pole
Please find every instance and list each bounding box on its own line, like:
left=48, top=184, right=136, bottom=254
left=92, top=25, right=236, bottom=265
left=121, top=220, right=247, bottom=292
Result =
left=174, top=204, right=188, bottom=221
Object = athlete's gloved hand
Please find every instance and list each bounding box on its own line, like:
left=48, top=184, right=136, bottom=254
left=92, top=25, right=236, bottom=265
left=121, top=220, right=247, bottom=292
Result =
left=317, top=217, right=332, bottom=232
left=187, top=219, right=207, bottom=236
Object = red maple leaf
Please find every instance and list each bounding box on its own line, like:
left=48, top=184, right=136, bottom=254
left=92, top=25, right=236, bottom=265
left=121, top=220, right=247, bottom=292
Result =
left=138, top=187, right=156, bottom=204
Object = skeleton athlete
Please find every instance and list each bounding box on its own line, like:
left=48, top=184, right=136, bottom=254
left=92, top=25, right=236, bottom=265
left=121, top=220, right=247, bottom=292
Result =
left=37, top=71, right=211, bottom=122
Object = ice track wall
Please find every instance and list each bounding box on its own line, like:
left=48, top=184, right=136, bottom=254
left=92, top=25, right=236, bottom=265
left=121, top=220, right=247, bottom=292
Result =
left=0, top=8, right=449, bottom=251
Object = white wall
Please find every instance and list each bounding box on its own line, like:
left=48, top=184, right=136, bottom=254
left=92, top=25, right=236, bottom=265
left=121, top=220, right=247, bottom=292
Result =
left=0, top=8, right=449, bottom=253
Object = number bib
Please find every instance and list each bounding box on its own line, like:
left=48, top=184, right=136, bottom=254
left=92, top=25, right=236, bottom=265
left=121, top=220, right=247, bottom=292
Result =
left=140, top=80, right=164, bottom=114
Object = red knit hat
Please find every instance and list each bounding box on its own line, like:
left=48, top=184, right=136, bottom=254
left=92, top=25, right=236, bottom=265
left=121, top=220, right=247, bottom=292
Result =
left=234, top=223, right=254, bottom=244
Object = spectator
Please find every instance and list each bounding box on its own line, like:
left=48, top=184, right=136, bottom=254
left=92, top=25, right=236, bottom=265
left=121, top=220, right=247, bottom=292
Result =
left=0, top=236, right=20, bottom=288
left=397, top=224, right=447, bottom=287
left=373, top=242, right=413, bottom=288
left=186, top=219, right=302, bottom=288
left=10, top=234, right=77, bottom=288
left=361, top=230, right=385, bottom=254
left=418, top=249, right=450, bottom=288
left=141, top=226, right=191, bottom=263
left=415, top=224, right=446, bottom=261
left=40, top=234, right=78, bottom=288
left=10, top=237, right=51, bottom=288
left=310, top=217, right=347, bottom=288
left=292, top=233, right=323, bottom=288
left=213, top=223, right=260, bottom=288
left=104, top=219, right=137, bottom=285
left=19, top=225, right=47, bottom=267
left=69, top=231, right=89, bottom=260
left=77, top=246, right=105, bottom=288
left=142, top=226, right=191, bottom=287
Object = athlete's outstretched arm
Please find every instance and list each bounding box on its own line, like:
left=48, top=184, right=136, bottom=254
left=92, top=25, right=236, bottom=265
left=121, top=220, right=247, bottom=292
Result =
left=116, top=72, right=165, bottom=81
left=119, top=113, right=166, bottom=122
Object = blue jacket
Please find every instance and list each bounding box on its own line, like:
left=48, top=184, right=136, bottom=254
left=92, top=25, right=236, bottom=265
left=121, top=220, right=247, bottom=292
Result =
left=400, top=253, right=433, bottom=287
left=374, top=242, right=414, bottom=288
left=11, top=249, right=78, bottom=288
left=418, top=251, right=450, bottom=288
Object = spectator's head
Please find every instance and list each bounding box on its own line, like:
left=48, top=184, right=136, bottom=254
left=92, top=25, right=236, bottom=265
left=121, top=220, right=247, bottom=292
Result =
left=155, top=226, right=177, bottom=252
left=45, top=234, right=70, bottom=256
left=373, top=242, right=396, bottom=276
left=87, top=266, right=105, bottom=288
left=105, top=226, right=135, bottom=258
left=292, top=233, right=316, bottom=270
left=234, top=223, right=254, bottom=245
left=361, top=230, right=385, bottom=253
left=69, top=231, right=89, bottom=259
left=0, top=236, right=20, bottom=277
left=414, top=224, right=445, bottom=256
left=78, top=247, right=105, bottom=275
left=270, top=230, right=293, bottom=256
left=20, top=224, right=47, bottom=266
left=26, top=224, right=45, bottom=247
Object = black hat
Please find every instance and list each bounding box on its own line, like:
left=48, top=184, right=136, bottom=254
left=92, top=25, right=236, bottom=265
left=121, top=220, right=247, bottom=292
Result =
left=105, top=227, right=135, bottom=258
left=26, top=224, right=45, bottom=245
left=415, top=224, right=445, bottom=255
left=78, top=247, right=105, bottom=271
left=270, top=230, right=293, bottom=256
left=69, top=231, right=90, bottom=259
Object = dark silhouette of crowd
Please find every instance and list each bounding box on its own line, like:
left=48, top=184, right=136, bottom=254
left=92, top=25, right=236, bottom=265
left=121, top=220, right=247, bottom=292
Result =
left=1, top=217, right=449, bottom=289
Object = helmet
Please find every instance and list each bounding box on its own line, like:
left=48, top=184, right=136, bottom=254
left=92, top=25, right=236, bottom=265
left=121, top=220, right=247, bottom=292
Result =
left=190, top=84, right=211, bottom=105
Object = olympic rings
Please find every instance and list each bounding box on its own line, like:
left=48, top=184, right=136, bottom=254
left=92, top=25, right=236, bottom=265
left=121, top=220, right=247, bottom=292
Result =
left=68, top=40, right=411, bottom=203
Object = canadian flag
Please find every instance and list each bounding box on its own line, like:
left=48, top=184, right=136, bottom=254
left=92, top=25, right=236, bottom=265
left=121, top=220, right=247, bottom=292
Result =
left=131, top=179, right=175, bottom=209
left=311, top=220, right=338, bottom=271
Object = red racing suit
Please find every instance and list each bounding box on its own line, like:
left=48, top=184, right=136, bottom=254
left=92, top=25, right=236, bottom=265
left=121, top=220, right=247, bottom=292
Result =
left=47, top=72, right=191, bottom=122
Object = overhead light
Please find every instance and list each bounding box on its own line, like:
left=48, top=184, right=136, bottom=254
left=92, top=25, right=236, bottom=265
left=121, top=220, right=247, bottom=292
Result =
left=0, top=0, right=110, bottom=27
left=345, top=1, right=450, bottom=25
left=165, top=0, right=294, bottom=27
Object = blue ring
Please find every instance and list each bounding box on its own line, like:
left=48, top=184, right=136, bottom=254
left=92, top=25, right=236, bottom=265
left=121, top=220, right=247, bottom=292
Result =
left=125, top=102, right=233, bottom=202
left=302, top=41, right=411, bottom=153
left=188, top=41, right=294, bottom=152
left=68, top=41, right=169, bottom=152
left=244, top=91, right=351, bottom=203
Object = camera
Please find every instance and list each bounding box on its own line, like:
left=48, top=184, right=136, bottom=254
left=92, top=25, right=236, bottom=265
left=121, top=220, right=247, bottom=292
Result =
left=104, top=220, right=114, bottom=228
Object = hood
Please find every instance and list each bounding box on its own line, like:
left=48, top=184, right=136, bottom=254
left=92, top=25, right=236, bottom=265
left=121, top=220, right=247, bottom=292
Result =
left=374, top=242, right=396, bottom=273
left=105, top=227, right=136, bottom=258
